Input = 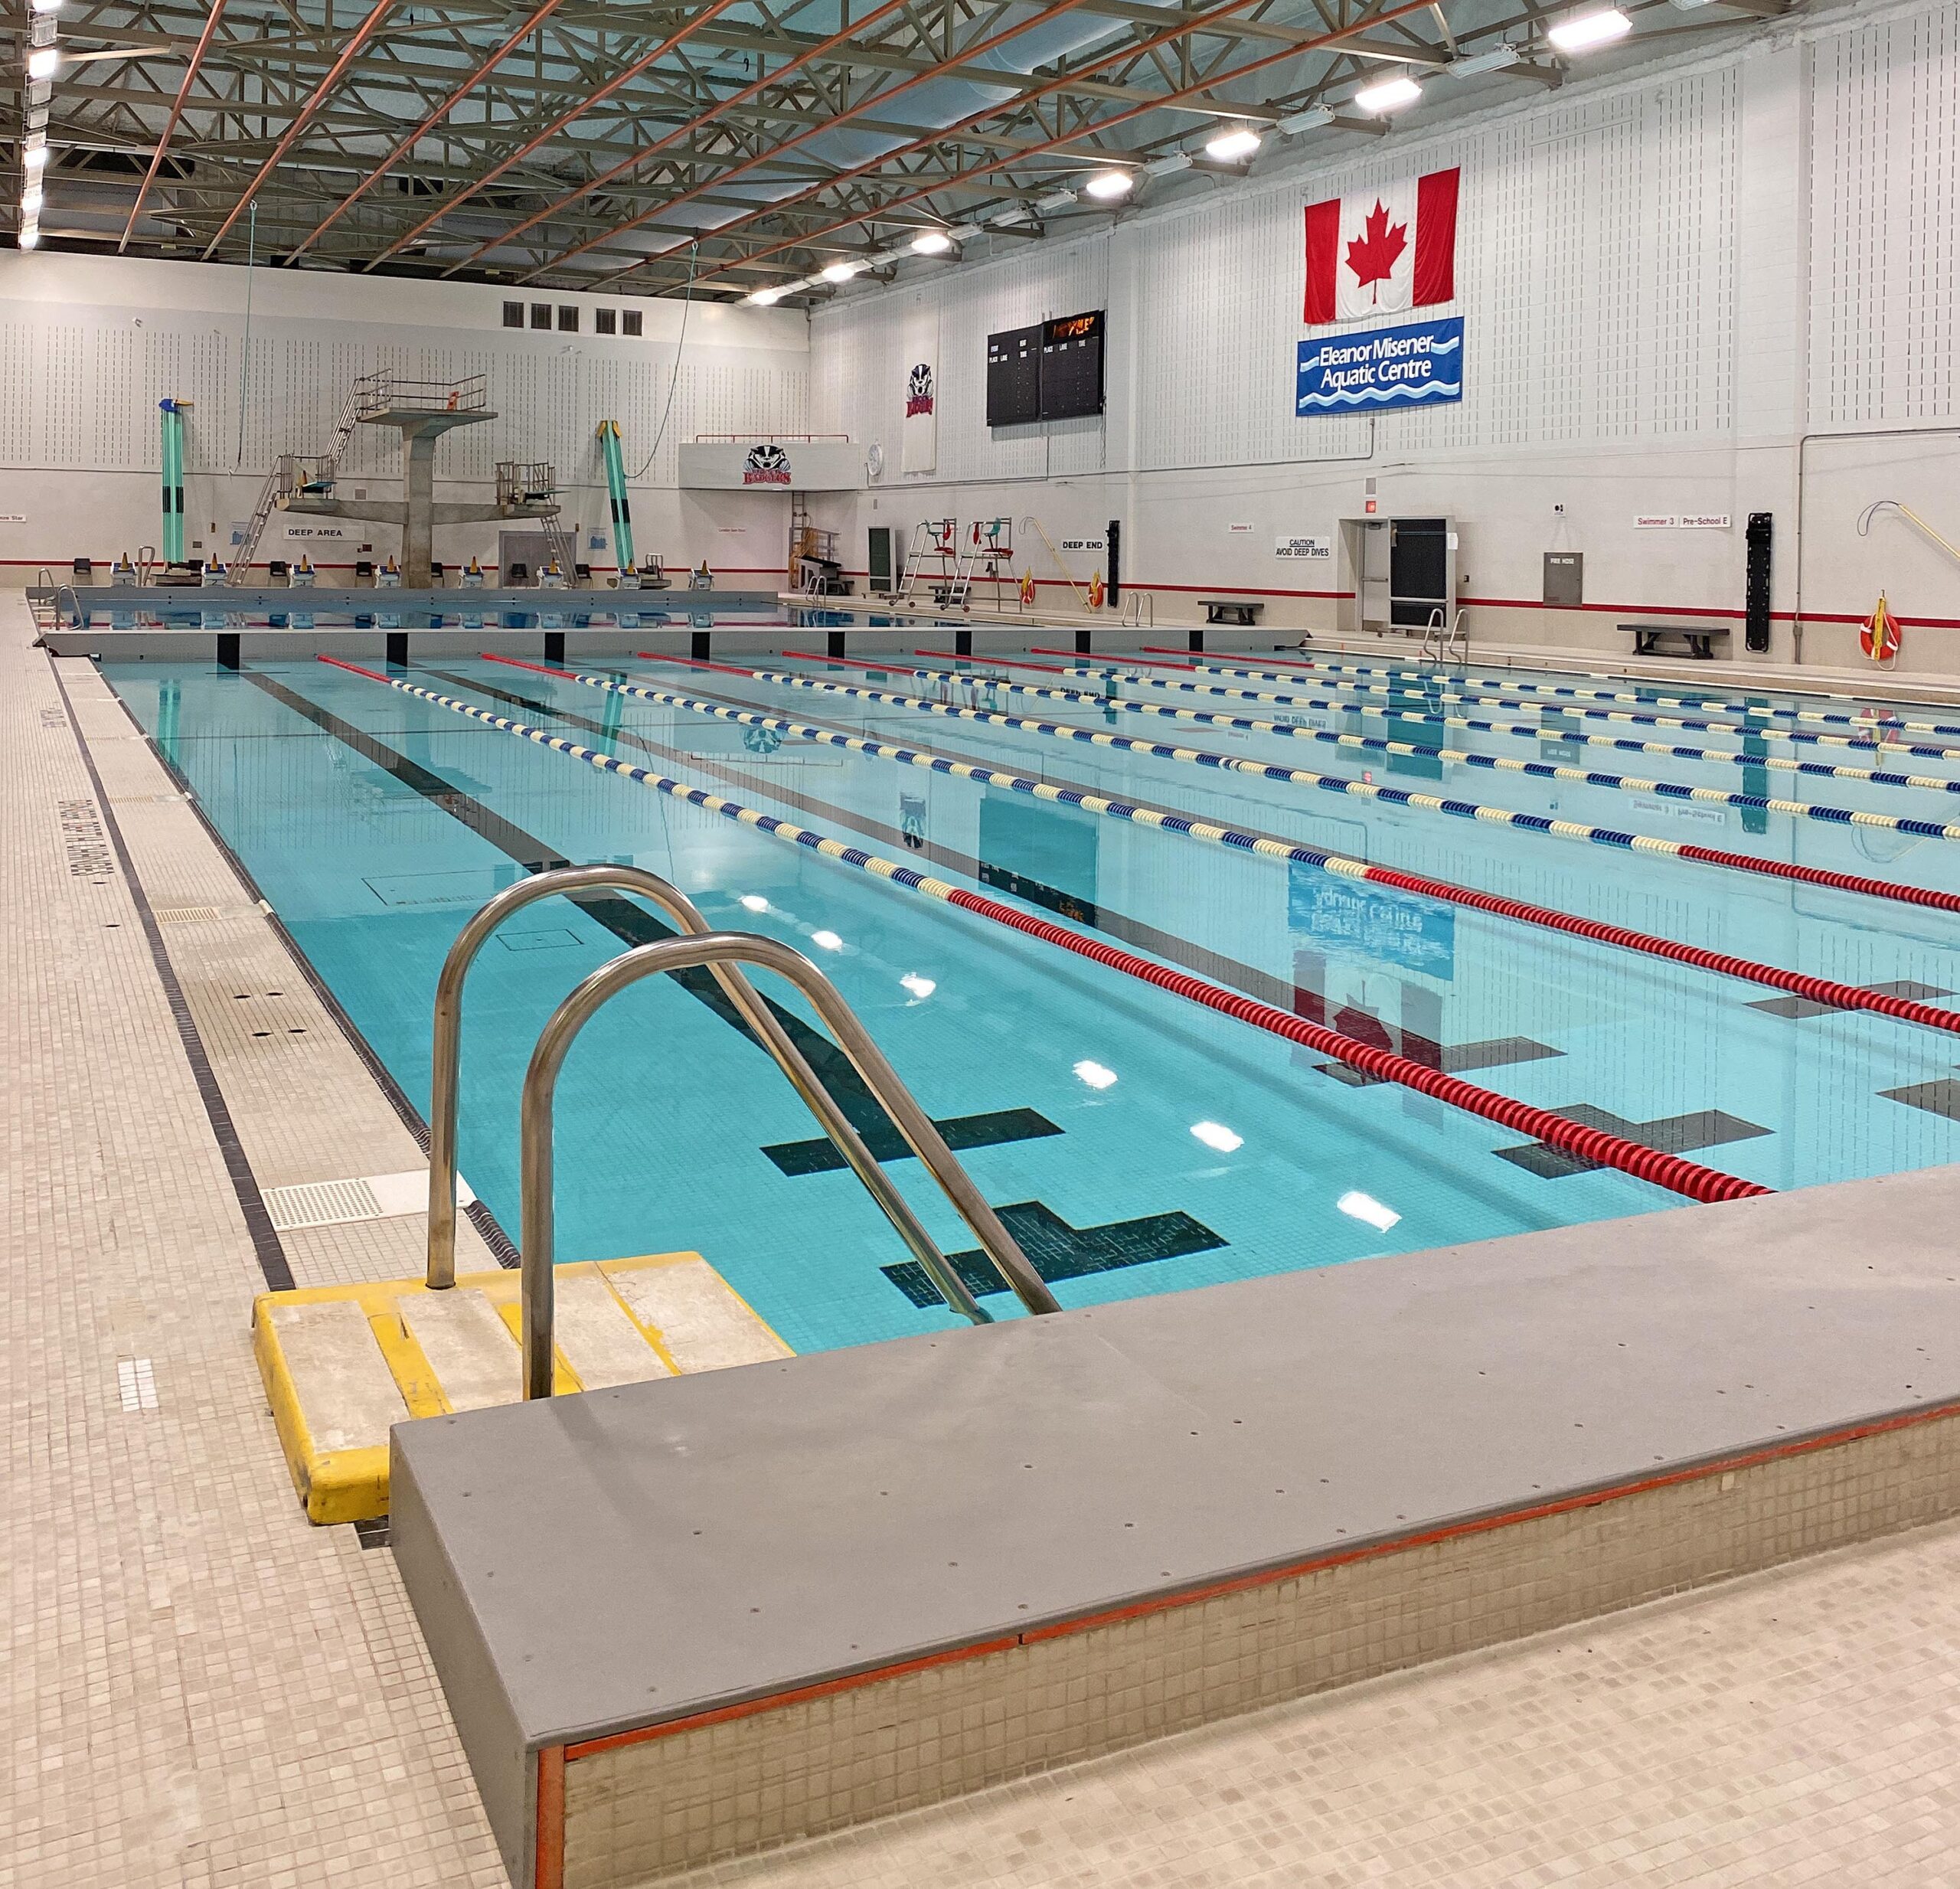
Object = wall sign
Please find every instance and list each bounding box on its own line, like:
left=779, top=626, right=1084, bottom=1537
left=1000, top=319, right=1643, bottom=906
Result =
left=1297, top=316, right=1464, bottom=413
left=1680, top=513, right=1733, bottom=529
left=1635, top=514, right=1678, bottom=528
left=1059, top=536, right=1106, bottom=553
left=1276, top=535, right=1333, bottom=560
left=1228, top=521, right=1255, bottom=534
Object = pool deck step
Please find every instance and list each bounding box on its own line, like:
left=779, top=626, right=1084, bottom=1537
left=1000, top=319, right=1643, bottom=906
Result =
left=253, top=1255, right=791, bottom=1522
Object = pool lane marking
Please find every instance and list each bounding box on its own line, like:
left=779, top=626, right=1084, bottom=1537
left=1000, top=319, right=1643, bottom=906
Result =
left=639, top=651, right=1960, bottom=917
left=1052, top=665, right=1960, bottom=793
left=509, top=658, right=1960, bottom=1047
left=769, top=648, right=1960, bottom=840
left=1146, top=647, right=1960, bottom=745
left=322, top=656, right=1769, bottom=1208
left=429, top=662, right=1309, bottom=1019
left=240, top=666, right=1032, bottom=1175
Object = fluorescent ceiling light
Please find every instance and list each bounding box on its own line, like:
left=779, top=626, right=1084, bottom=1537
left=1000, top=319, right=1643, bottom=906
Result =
left=1072, top=1059, right=1118, bottom=1090
left=1336, top=1189, right=1402, bottom=1233
left=26, top=47, right=59, bottom=80
left=737, top=893, right=770, bottom=911
left=23, top=145, right=47, bottom=172
left=1035, top=188, right=1078, bottom=212
left=899, top=972, right=936, bottom=999
left=1275, top=105, right=1334, bottom=136
left=820, top=260, right=860, bottom=283
left=809, top=928, right=844, bottom=950
left=1547, top=7, right=1633, bottom=51
left=1144, top=152, right=1191, bottom=177
left=1190, top=1120, right=1243, bottom=1154
left=1353, top=75, right=1423, bottom=114
left=21, top=186, right=44, bottom=216
left=910, top=229, right=953, bottom=254
left=18, top=227, right=39, bottom=249
left=29, top=0, right=60, bottom=13
left=1083, top=169, right=1133, bottom=201
left=746, top=286, right=782, bottom=305
left=1449, top=44, right=1522, bottom=77
left=1204, top=126, right=1261, bottom=162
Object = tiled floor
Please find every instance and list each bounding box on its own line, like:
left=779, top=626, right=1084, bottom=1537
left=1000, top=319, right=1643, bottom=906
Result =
left=7, top=597, right=1960, bottom=1888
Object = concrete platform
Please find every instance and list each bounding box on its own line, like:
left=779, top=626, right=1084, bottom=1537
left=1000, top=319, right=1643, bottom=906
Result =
left=254, top=1254, right=789, bottom=1523
left=390, top=1163, right=1960, bottom=1888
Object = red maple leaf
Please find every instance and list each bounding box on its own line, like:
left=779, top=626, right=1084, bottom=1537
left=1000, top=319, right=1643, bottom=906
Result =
left=1344, top=200, right=1408, bottom=305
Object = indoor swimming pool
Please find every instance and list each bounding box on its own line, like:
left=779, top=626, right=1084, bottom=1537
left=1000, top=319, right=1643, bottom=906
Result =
left=101, top=631, right=1960, bottom=1356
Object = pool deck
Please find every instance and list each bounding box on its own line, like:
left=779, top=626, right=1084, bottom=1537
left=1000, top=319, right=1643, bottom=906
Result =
left=10, top=589, right=1960, bottom=1888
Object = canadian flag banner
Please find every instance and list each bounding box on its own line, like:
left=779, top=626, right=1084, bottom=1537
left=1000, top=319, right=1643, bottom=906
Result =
left=1303, top=167, right=1459, bottom=325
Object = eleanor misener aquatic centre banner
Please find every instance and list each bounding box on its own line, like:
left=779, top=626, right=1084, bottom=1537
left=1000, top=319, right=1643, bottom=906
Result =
left=1296, top=316, right=1464, bottom=414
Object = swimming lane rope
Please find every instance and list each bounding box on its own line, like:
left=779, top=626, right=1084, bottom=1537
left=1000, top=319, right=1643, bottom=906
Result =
left=317, top=656, right=1769, bottom=1207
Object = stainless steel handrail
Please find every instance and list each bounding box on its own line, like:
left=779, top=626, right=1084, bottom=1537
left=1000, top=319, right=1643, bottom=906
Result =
left=518, top=930, right=1060, bottom=1397
left=426, top=866, right=992, bottom=1326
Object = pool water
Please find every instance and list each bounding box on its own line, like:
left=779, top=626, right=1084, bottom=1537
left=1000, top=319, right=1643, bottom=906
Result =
left=103, top=632, right=1960, bottom=1355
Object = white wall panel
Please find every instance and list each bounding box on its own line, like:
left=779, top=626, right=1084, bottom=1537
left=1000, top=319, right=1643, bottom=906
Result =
left=804, top=0, right=1960, bottom=674
left=1809, top=0, right=1960, bottom=426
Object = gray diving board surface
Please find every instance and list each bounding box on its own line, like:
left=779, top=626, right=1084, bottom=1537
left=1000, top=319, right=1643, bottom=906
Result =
left=391, top=1165, right=1960, bottom=1888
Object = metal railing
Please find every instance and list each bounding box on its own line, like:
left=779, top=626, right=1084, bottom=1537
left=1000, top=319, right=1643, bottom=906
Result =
left=360, top=371, right=488, bottom=417
left=512, top=926, right=1059, bottom=1397
left=1122, top=591, right=1154, bottom=629
left=495, top=459, right=559, bottom=506
left=426, top=868, right=1050, bottom=1360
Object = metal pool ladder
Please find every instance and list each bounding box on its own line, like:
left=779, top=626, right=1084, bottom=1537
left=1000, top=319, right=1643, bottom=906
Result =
left=1419, top=606, right=1468, bottom=666
left=425, top=866, right=1058, bottom=1397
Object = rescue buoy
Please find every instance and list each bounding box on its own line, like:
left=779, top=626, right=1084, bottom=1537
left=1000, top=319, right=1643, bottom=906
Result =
left=1860, top=592, right=1900, bottom=664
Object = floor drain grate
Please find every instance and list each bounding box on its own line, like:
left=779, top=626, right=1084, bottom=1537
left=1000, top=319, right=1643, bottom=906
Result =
left=264, top=1177, right=385, bottom=1231
left=261, top=1169, right=467, bottom=1232
left=155, top=905, right=222, bottom=925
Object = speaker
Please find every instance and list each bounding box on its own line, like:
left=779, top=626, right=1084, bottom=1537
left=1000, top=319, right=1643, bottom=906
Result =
left=1745, top=512, right=1772, bottom=654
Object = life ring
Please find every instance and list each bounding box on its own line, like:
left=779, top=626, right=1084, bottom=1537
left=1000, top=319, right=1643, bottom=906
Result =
left=1860, top=593, right=1900, bottom=664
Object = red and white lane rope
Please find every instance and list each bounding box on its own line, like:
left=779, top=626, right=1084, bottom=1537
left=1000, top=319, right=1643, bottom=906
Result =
left=497, top=655, right=1960, bottom=1045
left=636, top=650, right=1960, bottom=914
left=318, top=655, right=1770, bottom=1207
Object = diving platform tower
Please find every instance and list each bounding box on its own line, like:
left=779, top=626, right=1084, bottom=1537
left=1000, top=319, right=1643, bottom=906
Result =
left=237, top=372, right=570, bottom=587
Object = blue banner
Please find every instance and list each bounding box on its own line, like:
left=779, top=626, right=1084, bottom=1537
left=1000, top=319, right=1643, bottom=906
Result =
left=1296, top=316, right=1464, bottom=414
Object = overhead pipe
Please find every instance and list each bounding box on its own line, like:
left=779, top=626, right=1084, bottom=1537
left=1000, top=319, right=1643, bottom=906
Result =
left=596, top=0, right=1442, bottom=296
left=482, top=0, right=918, bottom=279
left=121, top=0, right=229, bottom=253
left=365, top=0, right=748, bottom=271
left=286, top=0, right=575, bottom=261
left=201, top=0, right=400, bottom=260
left=494, top=0, right=1094, bottom=283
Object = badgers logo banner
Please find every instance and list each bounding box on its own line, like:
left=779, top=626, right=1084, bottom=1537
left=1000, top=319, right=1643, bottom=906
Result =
left=742, top=443, right=792, bottom=485
left=902, top=359, right=937, bottom=473
left=1303, top=167, right=1459, bottom=324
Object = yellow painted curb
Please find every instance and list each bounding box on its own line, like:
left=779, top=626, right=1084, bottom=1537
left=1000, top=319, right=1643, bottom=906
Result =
left=253, top=1254, right=789, bottom=1525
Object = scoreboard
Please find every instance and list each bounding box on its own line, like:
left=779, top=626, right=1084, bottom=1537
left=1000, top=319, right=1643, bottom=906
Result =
left=985, top=323, right=1041, bottom=427
left=1037, top=309, right=1105, bottom=420
left=985, top=309, right=1106, bottom=426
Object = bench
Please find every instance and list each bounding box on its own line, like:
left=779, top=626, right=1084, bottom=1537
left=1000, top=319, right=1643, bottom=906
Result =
left=1202, top=598, right=1263, bottom=626
left=1620, top=621, right=1730, bottom=660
